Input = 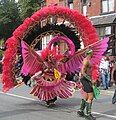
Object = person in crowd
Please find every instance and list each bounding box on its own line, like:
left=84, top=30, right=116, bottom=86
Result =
left=77, top=49, right=96, bottom=120
left=111, top=61, right=116, bottom=104
left=111, top=61, right=116, bottom=85
left=112, top=89, right=116, bottom=104
left=99, top=55, right=110, bottom=90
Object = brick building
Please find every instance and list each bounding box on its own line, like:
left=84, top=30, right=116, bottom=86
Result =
left=44, top=0, right=116, bottom=57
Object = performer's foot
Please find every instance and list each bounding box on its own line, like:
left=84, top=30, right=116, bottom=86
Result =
left=46, top=101, right=50, bottom=106
left=77, top=111, right=85, bottom=117
left=85, top=114, right=96, bottom=120
left=14, top=81, right=24, bottom=88
left=49, top=102, right=56, bottom=107
left=46, top=101, right=55, bottom=107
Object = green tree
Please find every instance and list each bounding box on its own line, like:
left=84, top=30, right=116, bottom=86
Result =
left=0, top=0, right=21, bottom=40
left=18, top=0, right=44, bottom=20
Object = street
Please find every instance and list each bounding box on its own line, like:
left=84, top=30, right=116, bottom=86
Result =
left=0, top=84, right=116, bottom=120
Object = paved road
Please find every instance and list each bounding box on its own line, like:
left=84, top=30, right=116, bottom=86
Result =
left=0, top=84, right=116, bottom=120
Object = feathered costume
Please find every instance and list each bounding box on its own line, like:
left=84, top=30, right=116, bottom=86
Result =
left=21, top=36, right=76, bottom=101
left=2, top=5, right=109, bottom=104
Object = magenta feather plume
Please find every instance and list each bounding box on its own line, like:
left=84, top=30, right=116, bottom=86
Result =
left=59, top=37, right=109, bottom=74
left=30, top=78, right=76, bottom=101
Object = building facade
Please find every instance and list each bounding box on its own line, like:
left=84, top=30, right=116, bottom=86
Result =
left=43, top=0, right=116, bottom=57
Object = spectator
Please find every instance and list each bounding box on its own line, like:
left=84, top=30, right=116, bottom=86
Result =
left=112, top=89, right=116, bottom=104
left=99, top=55, right=110, bottom=90
left=111, top=61, right=116, bottom=85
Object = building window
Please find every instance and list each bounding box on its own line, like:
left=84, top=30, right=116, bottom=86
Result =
left=42, top=36, right=46, bottom=49
left=59, top=0, right=66, bottom=6
left=101, top=0, right=114, bottom=13
left=81, top=0, right=91, bottom=6
left=69, top=3, right=73, bottom=9
left=96, top=26, right=111, bottom=39
left=68, top=0, right=74, bottom=9
left=83, top=5, right=87, bottom=16
left=81, top=0, right=91, bottom=16
left=42, top=35, right=52, bottom=49
left=105, top=26, right=111, bottom=35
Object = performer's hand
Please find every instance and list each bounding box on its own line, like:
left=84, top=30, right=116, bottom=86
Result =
left=92, top=80, right=96, bottom=86
left=79, top=72, right=83, bottom=79
left=76, top=82, right=83, bottom=89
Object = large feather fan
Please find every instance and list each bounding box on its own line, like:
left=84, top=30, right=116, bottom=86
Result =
left=20, top=37, right=109, bottom=101
left=58, top=37, right=109, bottom=74
left=21, top=41, right=44, bottom=76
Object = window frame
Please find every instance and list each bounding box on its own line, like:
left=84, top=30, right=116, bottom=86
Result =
left=96, top=26, right=112, bottom=39
left=101, top=0, right=115, bottom=14
left=68, top=0, right=74, bottom=9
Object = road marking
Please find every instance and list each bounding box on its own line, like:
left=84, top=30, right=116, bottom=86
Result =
left=0, top=91, right=116, bottom=119
left=93, top=112, right=116, bottom=119
left=0, top=91, right=38, bottom=101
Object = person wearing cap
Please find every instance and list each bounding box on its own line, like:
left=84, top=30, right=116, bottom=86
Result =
left=77, top=49, right=96, bottom=120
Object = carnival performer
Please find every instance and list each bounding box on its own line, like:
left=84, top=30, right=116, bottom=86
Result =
left=30, top=54, right=58, bottom=106
left=1, top=6, right=109, bottom=112
left=20, top=36, right=108, bottom=109
left=20, top=39, right=76, bottom=107
left=31, top=69, right=57, bottom=106
left=77, top=49, right=96, bottom=120
left=111, top=61, right=116, bottom=104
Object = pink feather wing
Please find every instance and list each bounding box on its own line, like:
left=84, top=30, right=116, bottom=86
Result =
left=90, top=37, right=109, bottom=64
left=59, top=37, right=109, bottom=74
left=21, top=41, right=43, bottom=75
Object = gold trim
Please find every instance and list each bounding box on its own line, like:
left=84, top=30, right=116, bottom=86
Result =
left=30, top=30, right=67, bottom=49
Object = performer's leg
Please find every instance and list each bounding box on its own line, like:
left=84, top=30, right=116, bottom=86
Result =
left=85, top=92, right=96, bottom=120
left=112, top=89, right=116, bottom=104
left=114, top=71, right=116, bottom=85
left=106, top=72, right=110, bottom=89
left=46, top=97, right=57, bottom=106
left=77, top=77, right=90, bottom=117
left=50, top=97, right=57, bottom=103
left=77, top=77, right=88, bottom=117
left=101, top=73, right=107, bottom=90
left=77, top=98, right=86, bottom=117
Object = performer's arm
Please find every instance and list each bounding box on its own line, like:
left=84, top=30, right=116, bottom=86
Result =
left=81, top=59, right=88, bottom=77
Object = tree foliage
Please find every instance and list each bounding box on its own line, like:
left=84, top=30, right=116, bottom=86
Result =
left=0, top=0, right=21, bottom=40
left=0, top=0, right=44, bottom=40
left=18, top=0, right=43, bottom=20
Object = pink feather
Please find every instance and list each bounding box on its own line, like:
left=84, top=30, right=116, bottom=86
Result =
left=21, top=41, right=43, bottom=75
left=30, top=78, right=76, bottom=101
left=59, top=37, right=109, bottom=74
